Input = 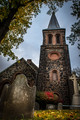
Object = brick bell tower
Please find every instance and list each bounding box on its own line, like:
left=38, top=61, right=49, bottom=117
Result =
left=37, top=13, right=73, bottom=105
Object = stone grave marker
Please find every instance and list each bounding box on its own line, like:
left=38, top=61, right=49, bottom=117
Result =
left=46, top=104, right=56, bottom=110
left=69, top=72, right=80, bottom=109
left=0, top=84, right=9, bottom=118
left=35, top=102, right=40, bottom=110
left=58, top=103, right=63, bottom=110
left=3, top=74, right=36, bottom=120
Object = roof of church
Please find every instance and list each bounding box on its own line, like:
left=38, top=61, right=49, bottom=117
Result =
left=27, top=59, right=38, bottom=72
left=0, top=58, right=38, bottom=96
left=0, top=58, right=38, bottom=83
left=48, top=12, right=60, bottom=29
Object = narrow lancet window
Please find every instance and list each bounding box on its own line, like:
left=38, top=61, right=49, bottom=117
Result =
left=52, top=70, right=58, bottom=81
left=48, top=34, right=52, bottom=44
left=56, top=34, right=60, bottom=44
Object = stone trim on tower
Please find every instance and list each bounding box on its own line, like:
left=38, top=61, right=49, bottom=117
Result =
left=48, top=51, right=61, bottom=60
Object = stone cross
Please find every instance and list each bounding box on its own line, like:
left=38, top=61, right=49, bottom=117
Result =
left=69, top=73, right=79, bottom=95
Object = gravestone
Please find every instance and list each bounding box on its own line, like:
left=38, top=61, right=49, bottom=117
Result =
left=35, top=102, right=40, bottom=110
left=69, top=73, right=80, bottom=109
left=3, top=74, right=36, bottom=120
left=46, top=104, right=56, bottom=110
left=58, top=103, right=63, bottom=110
left=0, top=84, right=9, bottom=118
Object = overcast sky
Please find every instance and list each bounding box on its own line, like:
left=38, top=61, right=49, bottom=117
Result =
left=0, top=1, right=80, bottom=73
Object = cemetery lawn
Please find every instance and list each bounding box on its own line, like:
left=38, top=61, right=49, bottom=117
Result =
left=0, top=110, right=80, bottom=120
left=32, top=110, right=80, bottom=120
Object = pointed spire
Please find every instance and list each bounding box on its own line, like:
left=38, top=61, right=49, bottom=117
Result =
left=48, top=12, right=60, bottom=29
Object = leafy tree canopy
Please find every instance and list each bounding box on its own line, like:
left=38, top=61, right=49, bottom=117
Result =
left=67, top=0, right=80, bottom=56
left=0, top=0, right=79, bottom=60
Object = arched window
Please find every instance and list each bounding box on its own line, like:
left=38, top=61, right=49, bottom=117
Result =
left=52, top=70, right=58, bottom=81
left=49, top=69, right=60, bottom=82
left=48, top=34, right=52, bottom=44
left=56, top=34, right=60, bottom=44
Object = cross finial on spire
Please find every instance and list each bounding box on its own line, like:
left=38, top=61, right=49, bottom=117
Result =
left=48, top=12, right=60, bottom=29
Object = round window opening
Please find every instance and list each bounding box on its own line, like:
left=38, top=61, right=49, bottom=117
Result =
left=48, top=52, right=60, bottom=60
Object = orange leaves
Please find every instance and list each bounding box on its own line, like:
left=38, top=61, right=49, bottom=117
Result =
left=34, top=110, right=80, bottom=120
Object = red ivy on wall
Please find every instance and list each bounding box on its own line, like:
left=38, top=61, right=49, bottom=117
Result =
left=36, top=91, right=60, bottom=103
left=45, top=92, right=54, bottom=100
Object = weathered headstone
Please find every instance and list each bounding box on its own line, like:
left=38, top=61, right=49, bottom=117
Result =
left=46, top=104, right=56, bottom=110
left=35, top=102, right=40, bottom=110
left=3, top=74, right=36, bottom=120
left=0, top=84, right=9, bottom=118
left=69, top=73, right=80, bottom=109
left=58, top=103, right=63, bottom=110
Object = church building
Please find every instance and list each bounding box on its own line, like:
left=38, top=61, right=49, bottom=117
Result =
left=37, top=13, right=73, bottom=105
left=0, top=13, right=73, bottom=107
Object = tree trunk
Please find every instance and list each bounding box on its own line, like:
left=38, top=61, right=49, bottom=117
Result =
left=0, top=0, right=34, bottom=43
left=0, top=8, right=18, bottom=43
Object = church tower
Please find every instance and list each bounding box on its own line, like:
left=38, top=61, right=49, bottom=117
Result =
left=37, top=13, right=73, bottom=105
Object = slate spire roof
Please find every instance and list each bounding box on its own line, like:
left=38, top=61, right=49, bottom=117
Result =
left=48, top=12, right=60, bottom=29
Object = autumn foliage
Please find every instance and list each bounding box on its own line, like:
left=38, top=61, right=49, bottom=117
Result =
left=36, top=91, right=59, bottom=103
left=34, top=110, right=80, bottom=120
